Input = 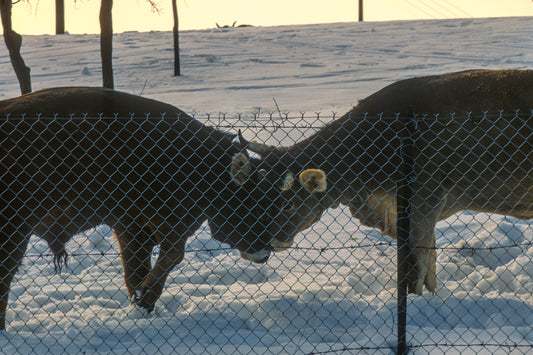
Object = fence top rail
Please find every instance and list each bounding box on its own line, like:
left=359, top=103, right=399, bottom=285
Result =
left=0, top=110, right=531, bottom=120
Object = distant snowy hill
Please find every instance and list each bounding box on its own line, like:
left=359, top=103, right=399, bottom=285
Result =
left=2, top=17, right=532, bottom=114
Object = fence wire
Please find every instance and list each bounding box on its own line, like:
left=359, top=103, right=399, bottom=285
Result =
left=1, top=113, right=532, bottom=354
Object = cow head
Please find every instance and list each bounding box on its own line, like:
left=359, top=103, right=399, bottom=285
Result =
left=232, top=133, right=332, bottom=251
left=207, top=150, right=298, bottom=262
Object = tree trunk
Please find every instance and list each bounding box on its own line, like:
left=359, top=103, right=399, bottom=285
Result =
left=0, top=0, right=31, bottom=94
left=99, top=0, right=114, bottom=89
left=172, top=0, right=180, bottom=76
left=55, top=0, right=65, bottom=34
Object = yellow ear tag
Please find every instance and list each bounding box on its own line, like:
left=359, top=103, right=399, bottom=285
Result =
left=299, top=169, right=327, bottom=193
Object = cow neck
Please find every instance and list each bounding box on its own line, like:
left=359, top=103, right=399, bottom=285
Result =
left=284, top=114, right=354, bottom=179
left=284, top=113, right=404, bottom=196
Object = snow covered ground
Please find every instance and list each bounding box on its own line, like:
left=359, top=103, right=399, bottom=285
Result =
left=0, top=17, right=532, bottom=354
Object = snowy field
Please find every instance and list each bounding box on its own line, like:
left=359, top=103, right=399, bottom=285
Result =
left=1, top=17, right=533, bottom=354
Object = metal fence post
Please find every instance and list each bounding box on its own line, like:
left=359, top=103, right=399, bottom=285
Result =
left=397, top=119, right=414, bottom=355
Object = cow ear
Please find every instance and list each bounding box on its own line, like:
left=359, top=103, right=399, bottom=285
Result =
left=231, top=153, right=252, bottom=185
left=299, top=169, right=327, bottom=194
left=279, top=172, right=295, bottom=191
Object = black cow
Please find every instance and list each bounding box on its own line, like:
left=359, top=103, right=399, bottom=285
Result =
left=0, top=87, right=277, bottom=330
left=240, top=69, right=533, bottom=295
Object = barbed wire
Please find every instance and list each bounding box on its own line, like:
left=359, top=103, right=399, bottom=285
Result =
left=305, top=344, right=395, bottom=354
left=305, top=342, right=533, bottom=355
left=23, top=240, right=533, bottom=261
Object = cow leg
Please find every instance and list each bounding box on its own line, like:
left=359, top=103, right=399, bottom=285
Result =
left=0, top=225, right=29, bottom=331
left=406, top=185, right=442, bottom=295
left=135, top=237, right=186, bottom=311
left=406, top=219, right=438, bottom=295
left=115, top=224, right=156, bottom=302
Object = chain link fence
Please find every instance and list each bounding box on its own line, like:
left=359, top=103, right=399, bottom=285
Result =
left=1, top=113, right=532, bottom=354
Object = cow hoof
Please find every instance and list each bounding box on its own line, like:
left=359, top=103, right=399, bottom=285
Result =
left=132, top=289, right=155, bottom=312
left=135, top=299, right=155, bottom=313
left=240, top=249, right=271, bottom=263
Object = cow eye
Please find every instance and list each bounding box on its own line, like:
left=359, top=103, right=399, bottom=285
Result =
left=281, top=203, right=295, bottom=214
left=257, top=169, right=268, bottom=181
left=258, top=213, right=269, bottom=223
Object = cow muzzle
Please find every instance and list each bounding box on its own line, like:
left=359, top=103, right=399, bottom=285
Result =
left=240, top=249, right=271, bottom=263
left=271, top=239, right=294, bottom=252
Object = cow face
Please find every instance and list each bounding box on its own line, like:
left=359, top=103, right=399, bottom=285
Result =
left=267, top=167, right=332, bottom=251
left=230, top=138, right=331, bottom=252
left=269, top=167, right=330, bottom=247
left=212, top=152, right=300, bottom=261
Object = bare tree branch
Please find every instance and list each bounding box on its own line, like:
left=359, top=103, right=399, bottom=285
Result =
left=145, top=0, right=161, bottom=14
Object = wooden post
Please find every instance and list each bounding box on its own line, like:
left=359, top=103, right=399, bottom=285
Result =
left=55, top=0, right=65, bottom=34
left=172, top=0, right=180, bottom=76
left=359, top=0, right=363, bottom=22
left=99, top=0, right=114, bottom=89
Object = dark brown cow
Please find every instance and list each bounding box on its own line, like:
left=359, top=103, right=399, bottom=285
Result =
left=241, top=69, right=533, bottom=295
left=0, top=87, right=277, bottom=330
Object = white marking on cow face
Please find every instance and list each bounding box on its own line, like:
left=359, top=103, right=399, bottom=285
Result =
left=230, top=152, right=252, bottom=185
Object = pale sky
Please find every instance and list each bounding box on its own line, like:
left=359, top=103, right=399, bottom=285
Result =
left=6, top=0, right=533, bottom=35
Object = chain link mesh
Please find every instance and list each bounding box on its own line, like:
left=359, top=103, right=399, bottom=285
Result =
left=1, top=113, right=532, bottom=354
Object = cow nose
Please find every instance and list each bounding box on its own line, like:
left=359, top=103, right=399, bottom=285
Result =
left=271, top=238, right=294, bottom=252
left=240, top=249, right=271, bottom=263
left=254, top=255, right=269, bottom=264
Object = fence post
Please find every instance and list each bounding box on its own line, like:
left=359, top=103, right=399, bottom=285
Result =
left=397, top=119, right=414, bottom=355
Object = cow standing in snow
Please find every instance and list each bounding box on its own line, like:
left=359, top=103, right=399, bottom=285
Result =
left=0, top=87, right=280, bottom=330
left=240, top=69, right=533, bottom=294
